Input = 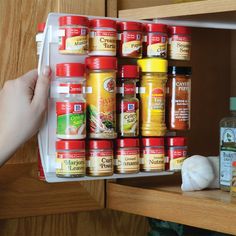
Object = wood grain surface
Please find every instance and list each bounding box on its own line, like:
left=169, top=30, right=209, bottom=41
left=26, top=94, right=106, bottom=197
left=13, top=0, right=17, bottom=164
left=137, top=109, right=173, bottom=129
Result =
left=118, top=0, right=236, bottom=20
left=0, top=163, right=104, bottom=219
left=0, top=209, right=149, bottom=236
left=107, top=182, right=236, bottom=235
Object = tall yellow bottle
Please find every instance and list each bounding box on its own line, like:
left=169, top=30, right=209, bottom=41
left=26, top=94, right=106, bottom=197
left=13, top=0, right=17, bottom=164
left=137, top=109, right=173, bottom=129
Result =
left=138, top=58, right=168, bottom=136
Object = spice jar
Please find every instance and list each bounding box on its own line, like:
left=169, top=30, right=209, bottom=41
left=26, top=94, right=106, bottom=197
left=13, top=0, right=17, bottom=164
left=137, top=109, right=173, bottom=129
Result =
left=89, top=19, right=117, bottom=56
left=115, top=138, right=140, bottom=174
left=144, top=23, right=167, bottom=58
left=58, top=15, right=89, bottom=55
left=140, top=138, right=165, bottom=172
left=36, top=22, right=45, bottom=57
left=166, top=66, right=191, bottom=130
left=117, top=65, right=139, bottom=137
left=166, top=137, right=187, bottom=171
left=56, top=140, right=86, bottom=178
left=86, top=57, right=117, bottom=139
left=87, top=140, right=114, bottom=176
left=168, top=26, right=191, bottom=61
left=118, top=21, right=143, bottom=58
left=138, top=58, right=168, bottom=136
left=56, top=63, right=86, bottom=139
left=231, top=161, right=236, bottom=197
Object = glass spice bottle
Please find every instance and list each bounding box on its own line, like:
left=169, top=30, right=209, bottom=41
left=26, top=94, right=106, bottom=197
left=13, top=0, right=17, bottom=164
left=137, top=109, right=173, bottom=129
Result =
left=117, top=21, right=143, bottom=58
left=115, top=138, right=140, bottom=174
left=220, top=97, right=236, bottom=191
left=86, top=140, right=114, bottom=176
left=166, top=66, right=191, bottom=131
left=55, top=63, right=86, bottom=140
left=117, top=65, right=139, bottom=137
left=58, top=16, right=89, bottom=55
left=56, top=140, right=86, bottom=178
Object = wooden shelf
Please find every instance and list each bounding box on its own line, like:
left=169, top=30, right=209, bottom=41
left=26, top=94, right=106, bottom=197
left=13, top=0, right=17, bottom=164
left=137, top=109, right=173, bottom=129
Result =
left=118, top=0, right=236, bottom=30
left=107, top=178, right=236, bottom=235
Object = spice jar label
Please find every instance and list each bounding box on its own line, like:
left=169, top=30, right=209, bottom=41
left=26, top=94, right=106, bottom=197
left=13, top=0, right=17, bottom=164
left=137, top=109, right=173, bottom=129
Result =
left=167, top=78, right=191, bottom=130
left=87, top=72, right=116, bottom=138
left=169, top=35, right=191, bottom=60
left=147, top=33, right=167, bottom=57
left=59, top=28, right=88, bottom=54
left=119, top=32, right=142, bottom=58
left=150, top=87, right=165, bottom=113
left=56, top=152, right=86, bottom=175
left=141, top=148, right=165, bottom=171
left=115, top=149, right=140, bottom=172
left=87, top=150, right=113, bottom=175
left=119, top=101, right=139, bottom=135
left=124, top=84, right=135, bottom=95
left=56, top=102, right=86, bottom=139
left=58, top=83, right=82, bottom=94
left=89, top=30, right=117, bottom=52
left=168, top=149, right=187, bottom=171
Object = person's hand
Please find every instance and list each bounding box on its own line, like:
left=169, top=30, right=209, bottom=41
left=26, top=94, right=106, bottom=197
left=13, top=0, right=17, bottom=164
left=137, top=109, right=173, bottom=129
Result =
left=0, top=67, right=51, bottom=165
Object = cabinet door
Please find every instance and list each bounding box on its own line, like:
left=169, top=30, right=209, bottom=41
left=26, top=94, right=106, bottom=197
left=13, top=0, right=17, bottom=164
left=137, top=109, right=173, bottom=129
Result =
left=0, top=0, right=105, bottom=219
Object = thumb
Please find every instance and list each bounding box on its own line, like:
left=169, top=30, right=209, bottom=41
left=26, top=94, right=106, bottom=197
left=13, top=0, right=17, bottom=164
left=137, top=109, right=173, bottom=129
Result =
left=32, top=66, right=51, bottom=110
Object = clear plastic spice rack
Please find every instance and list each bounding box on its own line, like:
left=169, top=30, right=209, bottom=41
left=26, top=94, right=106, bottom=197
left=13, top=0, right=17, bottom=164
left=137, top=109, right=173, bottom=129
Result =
left=38, top=13, right=174, bottom=183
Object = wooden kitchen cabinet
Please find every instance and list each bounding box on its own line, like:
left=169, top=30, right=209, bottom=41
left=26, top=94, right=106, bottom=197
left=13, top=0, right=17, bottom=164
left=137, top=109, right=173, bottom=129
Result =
left=0, top=0, right=236, bottom=235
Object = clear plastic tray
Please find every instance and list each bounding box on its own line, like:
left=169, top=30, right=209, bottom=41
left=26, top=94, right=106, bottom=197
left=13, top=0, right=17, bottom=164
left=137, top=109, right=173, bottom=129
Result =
left=37, top=13, right=174, bottom=183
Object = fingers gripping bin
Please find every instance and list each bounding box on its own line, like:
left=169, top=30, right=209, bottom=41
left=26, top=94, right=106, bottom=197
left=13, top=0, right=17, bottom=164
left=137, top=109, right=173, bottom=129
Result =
left=38, top=13, right=174, bottom=183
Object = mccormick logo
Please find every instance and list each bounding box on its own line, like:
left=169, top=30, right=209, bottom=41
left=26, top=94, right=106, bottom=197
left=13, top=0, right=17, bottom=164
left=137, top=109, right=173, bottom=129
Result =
left=74, top=104, right=82, bottom=112
left=152, top=88, right=163, bottom=97
left=128, top=103, right=135, bottom=111
left=103, top=78, right=115, bottom=93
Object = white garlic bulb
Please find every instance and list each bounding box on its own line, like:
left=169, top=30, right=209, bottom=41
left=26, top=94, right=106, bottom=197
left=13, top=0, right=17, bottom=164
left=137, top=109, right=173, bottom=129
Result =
left=181, top=155, right=215, bottom=192
left=207, top=156, right=220, bottom=189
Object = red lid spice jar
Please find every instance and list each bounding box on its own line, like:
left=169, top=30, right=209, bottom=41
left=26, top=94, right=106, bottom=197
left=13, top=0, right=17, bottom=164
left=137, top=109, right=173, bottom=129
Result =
left=117, top=21, right=143, bottom=58
left=36, top=22, right=46, bottom=57
left=168, top=26, right=191, bottom=61
left=144, top=23, right=168, bottom=58
left=89, top=19, right=117, bottom=56
left=117, top=65, right=139, bottom=137
left=55, top=63, right=86, bottom=139
left=56, top=140, right=86, bottom=178
left=166, top=137, right=187, bottom=171
left=58, top=16, right=89, bottom=55
left=87, top=140, right=114, bottom=176
left=140, top=138, right=165, bottom=172
left=166, top=66, right=191, bottom=130
left=115, top=138, right=140, bottom=174
left=86, top=57, right=117, bottom=139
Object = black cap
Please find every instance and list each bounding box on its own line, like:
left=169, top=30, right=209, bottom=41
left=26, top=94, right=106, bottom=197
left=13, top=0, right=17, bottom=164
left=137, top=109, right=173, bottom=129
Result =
left=168, top=66, right=192, bottom=75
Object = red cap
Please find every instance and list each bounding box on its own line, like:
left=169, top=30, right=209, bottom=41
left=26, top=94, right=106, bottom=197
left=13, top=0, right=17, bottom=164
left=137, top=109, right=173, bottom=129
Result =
left=37, top=22, right=46, bottom=32
left=168, top=26, right=191, bottom=35
left=86, top=57, right=117, bottom=70
left=167, top=137, right=187, bottom=146
left=56, top=63, right=85, bottom=77
left=233, top=161, right=236, bottom=167
left=59, top=16, right=88, bottom=27
left=90, top=19, right=116, bottom=29
left=56, top=140, right=85, bottom=150
left=118, top=21, right=142, bottom=31
left=89, top=140, right=113, bottom=149
left=142, top=138, right=164, bottom=147
left=116, top=138, right=139, bottom=148
left=144, top=23, right=167, bottom=33
left=119, top=65, right=139, bottom=79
